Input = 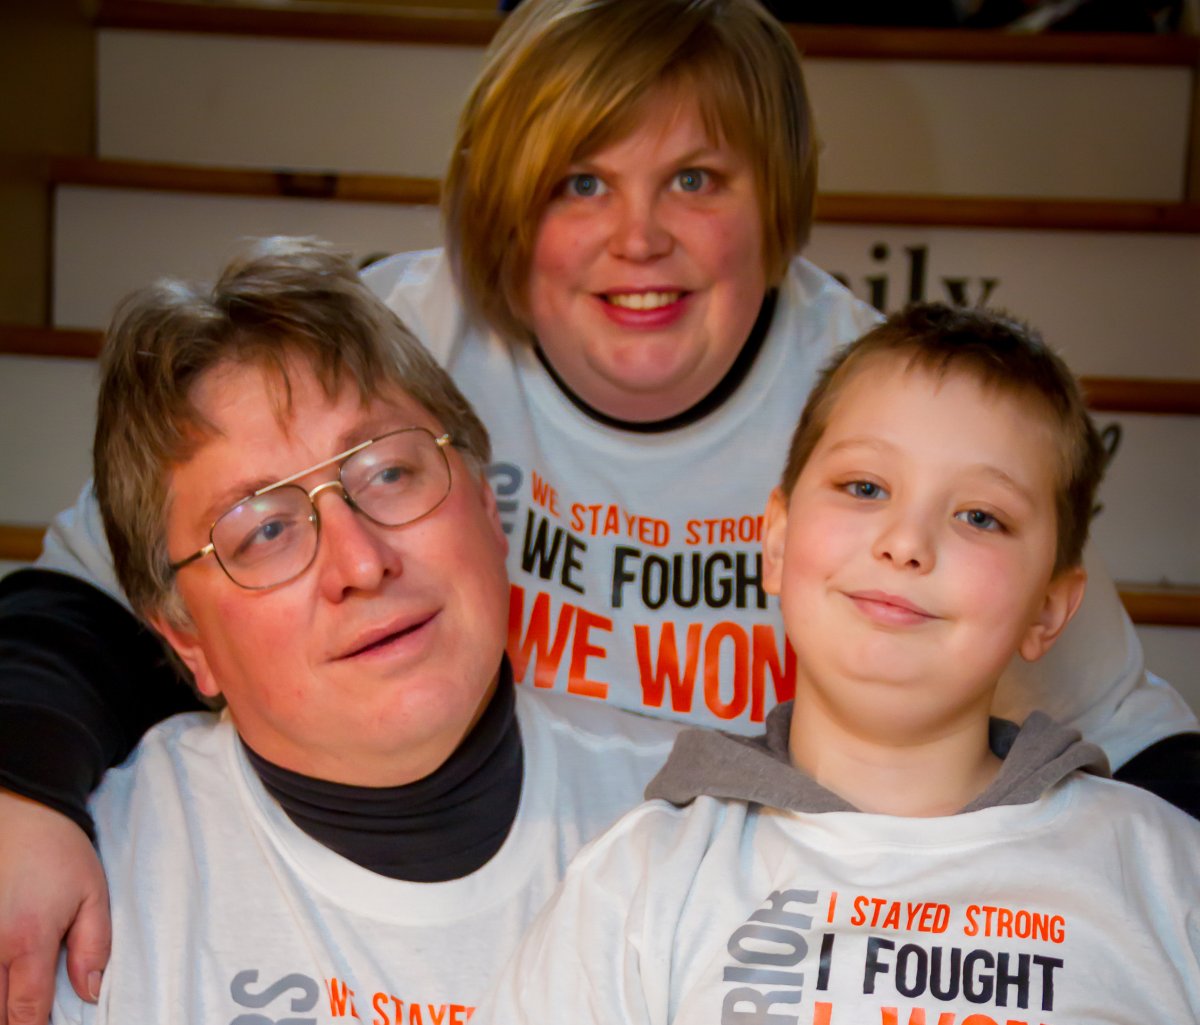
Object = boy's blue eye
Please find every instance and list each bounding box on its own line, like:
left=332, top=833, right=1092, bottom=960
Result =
left=674, top=169, right=708, bottom=193
left=956, top=509, right=1002, bottom=531
left=565, top=174, right=606, bottom=198
left=846, top=481, right=887, bottom=500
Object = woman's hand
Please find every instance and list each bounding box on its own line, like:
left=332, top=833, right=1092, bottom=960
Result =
left=0, top=790, right=110, bottom=1025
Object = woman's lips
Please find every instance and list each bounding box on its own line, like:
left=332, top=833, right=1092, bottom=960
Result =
left=597, top=289, right=689, bottom=329
left=845, top=590, right=938, bottom=627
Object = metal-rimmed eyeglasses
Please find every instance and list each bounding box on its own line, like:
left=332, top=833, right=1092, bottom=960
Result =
left=169, top=427, right=454, bottom=590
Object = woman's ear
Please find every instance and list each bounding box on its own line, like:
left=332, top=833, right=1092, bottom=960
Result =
left=1017, top=565, right=1087, bottom=663
left=762, top=487, right=789, bottom=597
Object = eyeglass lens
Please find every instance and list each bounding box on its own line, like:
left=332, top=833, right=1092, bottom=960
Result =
left=210, top=429, right=451, bottom=589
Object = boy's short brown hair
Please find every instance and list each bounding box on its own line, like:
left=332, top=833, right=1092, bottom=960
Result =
left=780, top=302, right=1107, bottom=575
left=443, top=0, right=816, bottom=343
left=94, top=236, right=490, bottom=627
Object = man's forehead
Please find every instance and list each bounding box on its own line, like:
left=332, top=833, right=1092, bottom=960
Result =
left=179, top=359, right=440, bottom=526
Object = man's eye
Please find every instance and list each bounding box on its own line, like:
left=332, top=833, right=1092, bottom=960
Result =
left=674, top=168, right=710, bottom=193
left=370, top=463, right=417, bottom=489
left=956, top=509, right=1004, bottom=532
left=844, top=480, right=887, bottom=500
left=234, top=518, right=295, bottom=559
left=564, top=174, right=607, bottom=198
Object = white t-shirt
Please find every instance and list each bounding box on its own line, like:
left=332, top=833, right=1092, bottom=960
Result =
left=485, top=779, right=1200, bottom=1024
left=50, top=689, right=680, bottom=1025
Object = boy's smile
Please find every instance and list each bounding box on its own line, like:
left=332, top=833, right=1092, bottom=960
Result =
left=764, top=356, right=1084, bottom=747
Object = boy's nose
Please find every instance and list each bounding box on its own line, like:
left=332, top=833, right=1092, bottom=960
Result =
left=871, top=509, right=936, bottom=573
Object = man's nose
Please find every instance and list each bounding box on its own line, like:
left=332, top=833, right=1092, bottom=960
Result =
left=312, top=484, right=400, bottom=598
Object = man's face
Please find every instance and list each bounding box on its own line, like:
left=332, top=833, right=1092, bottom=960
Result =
left=155, top=355, right=510, bottom=786
left=763, top=357, right=1084, bottom=744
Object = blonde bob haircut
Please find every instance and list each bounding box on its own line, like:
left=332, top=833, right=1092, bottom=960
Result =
left=94, top=236, right=490, bottom=629
left=444, top=0, right=816, bottom=344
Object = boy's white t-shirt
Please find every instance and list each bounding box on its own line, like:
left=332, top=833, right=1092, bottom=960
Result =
left=485, top=780, right=1200, bottom=1024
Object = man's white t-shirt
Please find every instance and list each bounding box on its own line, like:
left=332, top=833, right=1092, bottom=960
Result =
left=50, top=689, right=680, bottom=1025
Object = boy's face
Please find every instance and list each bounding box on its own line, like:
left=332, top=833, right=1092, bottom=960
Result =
left=763, top=356, right=1085, bottom=741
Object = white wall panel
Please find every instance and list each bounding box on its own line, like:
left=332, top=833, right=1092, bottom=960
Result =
left=1089, top=413, right=1200, bottom=585
left=52, top=186, right=441, bottom=328
left=1139, top=627, right=1200, bottom=714
left=806, top=225, right=1200, bottom=378
left=97, top=31, right=1192, bottom=199
left=98, top=31, right=484, bottom=177
left=804, top=59, right=1191, bottom=200
left=0, top=356, right=97, bottom=526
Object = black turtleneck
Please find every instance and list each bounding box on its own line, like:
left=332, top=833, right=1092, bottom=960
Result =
left=242, top=660, right=522, bottom=882
left=534, top=289, right=778, bottom=433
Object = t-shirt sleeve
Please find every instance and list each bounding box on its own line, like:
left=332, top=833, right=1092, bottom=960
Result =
left=0, top=568, right=201, bottom=837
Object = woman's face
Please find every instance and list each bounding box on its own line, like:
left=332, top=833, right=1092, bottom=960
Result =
left=526, top=91, right=767, bottom=423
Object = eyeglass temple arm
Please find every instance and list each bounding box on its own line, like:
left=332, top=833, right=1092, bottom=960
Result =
left=170, top=542, right=214, bottom=574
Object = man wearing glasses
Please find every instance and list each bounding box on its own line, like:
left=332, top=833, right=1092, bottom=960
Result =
left=51, top=237, right=679, bottom=1024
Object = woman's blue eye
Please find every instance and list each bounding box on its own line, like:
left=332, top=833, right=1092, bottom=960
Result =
left=957, top=509, right=1002, bottom=532
left=566, top=174, right=606, bottom=198
left=845, top=481, right=886, bottom=500
left=675, top=169, right=708, bottom=193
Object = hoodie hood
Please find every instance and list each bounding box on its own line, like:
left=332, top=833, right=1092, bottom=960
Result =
left=645, top=703, right=1110, bottom=815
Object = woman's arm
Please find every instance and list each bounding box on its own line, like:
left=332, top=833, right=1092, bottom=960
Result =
left=0, top=569, right=200, bottom=830
left=0, top=506, right=202, bottom=1025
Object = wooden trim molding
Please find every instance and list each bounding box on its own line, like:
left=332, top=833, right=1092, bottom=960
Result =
left=3, top=326, right=1199, bottom=417
left=0, top=326, right=104, bottom=359
left=812, top=194, right=1200, bottom=234
left=0, top=526, right=47, bottom=564
left=93, top=1, right=1200, bottom=65
left=1118, top=586, right=1200, bottom=628
left=48, top=157, right=440, bottom=205
left=1081, top=377, right=1200, bottom=416
left=48, top=158, right=1200, bottom=234
left=95, top=0, right=503, bottom=46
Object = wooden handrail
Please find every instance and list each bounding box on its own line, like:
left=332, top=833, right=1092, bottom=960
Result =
left=48, top=158, right=1200, bottom=234
left=0, top=326, right=104, bottom=358
left=96, top=0, right=503, bottom=46
left=0, top=526, right=48, bottom=564
left=2, top=518, right=1196, bottom=627
left=48, top=157, right=441, bottom=205
left=3, top=326, right=1199, bottom=417
left=1081, top=377, right=1200, bottom=415
left=812, top=194, right=1200, bottom=234
left=1118, top=586, right=1200, bottom=628
left=93, top=1, right=1200, bottom=65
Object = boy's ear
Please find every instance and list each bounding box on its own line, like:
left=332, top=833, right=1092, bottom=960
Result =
left=762, top=487, right=789, bottom=597
left=151, top=614, right=221, bottom=699
left=1017, top=565, right=1087, bottom=663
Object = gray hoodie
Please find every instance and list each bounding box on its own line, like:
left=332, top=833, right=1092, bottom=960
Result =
left=646, top=704, right=1110, bottom=814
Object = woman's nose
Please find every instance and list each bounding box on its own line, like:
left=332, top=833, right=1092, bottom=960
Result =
left=607, top=194, right=672, bottom=262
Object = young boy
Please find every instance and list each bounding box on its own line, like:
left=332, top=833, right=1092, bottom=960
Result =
left=482, top=303, right=1200, bottom=1024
